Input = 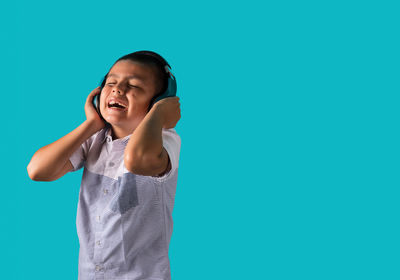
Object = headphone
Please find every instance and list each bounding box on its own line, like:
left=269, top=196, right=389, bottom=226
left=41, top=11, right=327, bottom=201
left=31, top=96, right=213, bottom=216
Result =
left=93, top=50, right=177, bottom=124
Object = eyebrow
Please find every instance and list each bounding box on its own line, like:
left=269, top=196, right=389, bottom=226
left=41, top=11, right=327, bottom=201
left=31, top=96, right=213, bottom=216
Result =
left=107, top=73, right=146, bottom=82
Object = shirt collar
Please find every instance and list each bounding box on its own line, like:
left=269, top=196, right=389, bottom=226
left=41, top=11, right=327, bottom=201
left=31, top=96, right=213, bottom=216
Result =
left=102, top=126, right=131, bottom=147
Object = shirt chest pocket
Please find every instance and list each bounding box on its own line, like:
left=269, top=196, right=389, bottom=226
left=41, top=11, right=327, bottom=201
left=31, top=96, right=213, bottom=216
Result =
left=108, top=172, right=159, bottom=215
left=109, top=173, right=139, bottom=215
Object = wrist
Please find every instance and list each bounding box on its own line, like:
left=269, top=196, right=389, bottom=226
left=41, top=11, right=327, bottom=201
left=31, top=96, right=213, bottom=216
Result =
left=149, top=104, right=165, bottom=129
left=85, top=119, right=104, bottom=134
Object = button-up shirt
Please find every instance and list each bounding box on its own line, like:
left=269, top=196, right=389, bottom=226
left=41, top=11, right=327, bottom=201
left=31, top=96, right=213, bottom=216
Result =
left=69, top=125, right=181, bottom=280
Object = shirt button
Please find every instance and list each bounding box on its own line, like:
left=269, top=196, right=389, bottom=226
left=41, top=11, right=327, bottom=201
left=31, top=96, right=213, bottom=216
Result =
left=95, top=265, right=103, bottom=272
left=109, top=162, right=114, bottom=167
left=96, top=240, right=102, bottom=246
left=96, top=215, right=101, bottom=222
left=107, top=137, right=111, bottom=142
left=103, top=189, right=109, bottom=195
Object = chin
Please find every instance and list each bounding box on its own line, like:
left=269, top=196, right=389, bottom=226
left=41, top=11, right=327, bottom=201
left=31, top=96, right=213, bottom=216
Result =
left=104, top=115, right=122, bottom=124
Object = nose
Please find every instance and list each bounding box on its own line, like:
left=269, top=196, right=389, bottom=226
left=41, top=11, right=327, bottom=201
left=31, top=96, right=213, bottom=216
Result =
left=112, top=86, right=124, bottom=95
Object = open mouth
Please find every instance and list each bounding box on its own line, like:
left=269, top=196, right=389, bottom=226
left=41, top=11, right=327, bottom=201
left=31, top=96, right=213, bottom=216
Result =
left=108, top=101, right=127, bottom=111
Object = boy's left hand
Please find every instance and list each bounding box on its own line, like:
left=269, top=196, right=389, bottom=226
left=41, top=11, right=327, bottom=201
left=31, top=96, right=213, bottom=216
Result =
left=152, top=97, right=181, bottom=129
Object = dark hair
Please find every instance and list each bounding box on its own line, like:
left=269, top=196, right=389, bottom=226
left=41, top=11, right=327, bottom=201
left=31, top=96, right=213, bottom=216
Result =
left=99, top=50, right=170, bottom=112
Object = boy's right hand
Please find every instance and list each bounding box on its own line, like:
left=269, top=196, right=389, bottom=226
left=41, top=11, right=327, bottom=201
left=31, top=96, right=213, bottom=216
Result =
left=85, top=87, right=106, bottom=131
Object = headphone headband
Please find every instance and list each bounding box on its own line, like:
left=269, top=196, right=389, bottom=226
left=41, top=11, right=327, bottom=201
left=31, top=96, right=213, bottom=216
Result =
left=132, top=50, right=172, bottom=74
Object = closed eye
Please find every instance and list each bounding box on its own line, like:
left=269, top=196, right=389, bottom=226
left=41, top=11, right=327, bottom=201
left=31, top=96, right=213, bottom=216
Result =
left=106, top=83, right=138, bottom=89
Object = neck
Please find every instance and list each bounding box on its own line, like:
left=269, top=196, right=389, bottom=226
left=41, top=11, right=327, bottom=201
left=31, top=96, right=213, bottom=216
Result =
left=111, top=126, right=133, bottom=140
left=109, top=110, right=151, bottom=139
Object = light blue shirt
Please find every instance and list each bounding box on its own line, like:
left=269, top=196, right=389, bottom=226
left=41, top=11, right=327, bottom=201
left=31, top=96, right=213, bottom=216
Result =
left=69, top=126, right=181, bottom=280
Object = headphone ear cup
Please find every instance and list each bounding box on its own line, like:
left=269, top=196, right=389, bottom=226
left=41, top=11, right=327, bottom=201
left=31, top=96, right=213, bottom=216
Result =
left=94, top=91, right=109, bottom=125
left=93, top=93, right=99, bottom=112
left=147, top=75, right=177, bottom=113
left=94, top=91, right=102, bottom=117
left=96, top=93, right=100, bottom=112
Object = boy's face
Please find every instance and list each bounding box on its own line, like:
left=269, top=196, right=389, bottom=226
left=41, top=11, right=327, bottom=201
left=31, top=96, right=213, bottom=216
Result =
left=99, top=60, right=159, bottom=134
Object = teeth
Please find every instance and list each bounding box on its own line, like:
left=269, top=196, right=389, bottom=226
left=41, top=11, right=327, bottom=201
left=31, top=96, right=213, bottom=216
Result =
left=108, top=100, right=126, bottom=108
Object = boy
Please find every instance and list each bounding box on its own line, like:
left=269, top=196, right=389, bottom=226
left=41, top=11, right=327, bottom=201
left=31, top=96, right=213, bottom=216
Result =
left=27, top=51, right=181, bottom=280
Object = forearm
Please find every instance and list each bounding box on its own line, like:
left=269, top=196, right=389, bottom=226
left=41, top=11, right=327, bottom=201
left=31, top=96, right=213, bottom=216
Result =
left=124, top=107, right=164, bottom=167
left=27, top=120, right=99, bottom=180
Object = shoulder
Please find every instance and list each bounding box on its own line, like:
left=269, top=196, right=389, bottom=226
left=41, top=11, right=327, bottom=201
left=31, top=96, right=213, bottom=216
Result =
left=81, top=126, right=110, bottom=157
left=88, top=126, right=110, bottom=146
left=152, top=128, right=181, bottom=182
left=162, top=128, right=181, bottom=144
left=162, top=128, right=181, bottom=157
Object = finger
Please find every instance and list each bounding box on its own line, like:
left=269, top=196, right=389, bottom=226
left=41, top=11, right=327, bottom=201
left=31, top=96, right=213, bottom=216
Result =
left=86, top=90, right=99, bottom=102
left=92, top=87, right=101, bottom=93
left=89, top=88, right=101, bottom=98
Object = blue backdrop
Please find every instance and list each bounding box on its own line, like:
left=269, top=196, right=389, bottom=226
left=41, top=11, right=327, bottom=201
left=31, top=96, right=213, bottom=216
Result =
left=2, top=0, right=399, bottom=279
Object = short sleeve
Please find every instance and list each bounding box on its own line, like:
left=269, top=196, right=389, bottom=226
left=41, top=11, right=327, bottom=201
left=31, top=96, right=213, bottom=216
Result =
left=69, top=142, right=87, bottom=172
left=151, top=128, right=181, bottom=182
left=69, top=129, right=103, bottom=172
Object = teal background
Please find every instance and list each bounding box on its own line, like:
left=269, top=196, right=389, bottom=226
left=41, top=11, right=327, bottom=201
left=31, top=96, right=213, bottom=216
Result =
left=2, top=0, right=399, bottom=279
